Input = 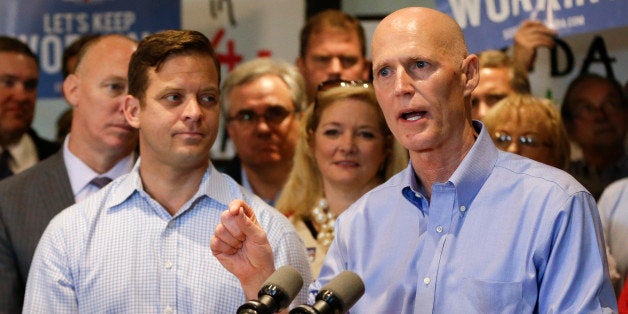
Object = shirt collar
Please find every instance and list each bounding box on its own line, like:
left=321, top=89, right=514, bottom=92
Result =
left=403, top=120, right=498, bottom=208
left=63, top=134, right=135, bottom=197
left=107, top=160, right=233, bottom=213
left=3, top=132, right=38, bottom=173
left=447, top=120, right=498, bottom=208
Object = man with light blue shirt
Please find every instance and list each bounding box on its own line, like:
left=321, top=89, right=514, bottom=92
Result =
left=0, top=34, right=138, bottom=312
left=23, top=30, right=311, bottom=313
left=212, top=7, right=617, bottom=313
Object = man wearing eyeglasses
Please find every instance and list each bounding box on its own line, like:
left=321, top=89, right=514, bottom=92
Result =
left=296, top=9, right=371, bottom=104
left=0, top=36, right=59, bottom=181
left=221, top=58, right=306, bottom=205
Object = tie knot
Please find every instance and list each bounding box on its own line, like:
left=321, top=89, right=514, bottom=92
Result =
left=90, top=176, right=112, bottom=189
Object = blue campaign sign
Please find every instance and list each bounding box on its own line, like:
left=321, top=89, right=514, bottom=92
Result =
left=0, top=0, right=180, bottom=98
left=436, top=0, right=628, bottom=54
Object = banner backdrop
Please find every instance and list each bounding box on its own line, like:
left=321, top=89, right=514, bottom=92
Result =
left=435, top=0, right=628, bottom=53
left=0, top=0, right=181, bottom=98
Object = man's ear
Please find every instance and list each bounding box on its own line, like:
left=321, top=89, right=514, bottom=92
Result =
left=123, top=95, right=141, bottom=129
left=62, top=74, right=80, bottom=108
left=462, top=54, right=480, bottom=97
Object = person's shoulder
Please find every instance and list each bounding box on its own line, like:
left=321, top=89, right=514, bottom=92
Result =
left=494, top=151, right=587, bottom=196
left=602, top=177, right=628, bottom=195
left=0, top=151, right=65, bottom=195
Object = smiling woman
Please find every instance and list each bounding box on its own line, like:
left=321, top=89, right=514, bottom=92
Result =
left=275, top=80, right=407, bottom=278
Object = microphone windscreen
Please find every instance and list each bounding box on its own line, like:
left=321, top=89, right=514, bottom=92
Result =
left=263, top=265, right=304, bottom=302
left=319, top=271, right=365, bottom=310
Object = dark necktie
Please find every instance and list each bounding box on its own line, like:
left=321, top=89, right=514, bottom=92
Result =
left=90, top=177, right=112, bottom=189
left=0, top=149, right=14, bottom=180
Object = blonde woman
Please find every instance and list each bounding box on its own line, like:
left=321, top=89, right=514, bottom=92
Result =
left=275, top=80, right=408, bottom=278
left=482, top=93, right=570, bottom=169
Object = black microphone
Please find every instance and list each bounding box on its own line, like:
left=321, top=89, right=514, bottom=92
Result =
left=289, top=271, right=365, bottom=314
left=237, top=265, right=304, bottom=314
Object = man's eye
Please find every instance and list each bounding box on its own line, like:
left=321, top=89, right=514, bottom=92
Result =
left=340, top=57, right=358, bottom=68
left=200, top=94, right=217, bottom=105
left=166, top=94, right=182, bottom=102
left=0, top=78, right=16, bottom=88
left=378, top=67, right=391, bottom=78
left=313, top=56, right=331, bottom=64
left=415, top=61, right=427, bottom=69
left=238, top=111, right=255, bottom=121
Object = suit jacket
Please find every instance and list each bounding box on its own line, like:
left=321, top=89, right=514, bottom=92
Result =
left=28, top=128, right=60, bottom=161
left=0, top=151, right=73, bottom=313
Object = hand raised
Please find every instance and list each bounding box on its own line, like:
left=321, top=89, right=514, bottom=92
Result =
left=210, top=199, right=275, bottom=298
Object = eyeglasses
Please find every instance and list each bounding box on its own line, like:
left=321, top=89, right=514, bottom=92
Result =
left=227, top=106, right=294, bottom=126
left=317, top=79, right=372, bottom=92
left=493, top=131, right=551, bottom=149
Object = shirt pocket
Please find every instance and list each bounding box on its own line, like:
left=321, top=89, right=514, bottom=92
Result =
left=459, top=277, right=531, bottom=314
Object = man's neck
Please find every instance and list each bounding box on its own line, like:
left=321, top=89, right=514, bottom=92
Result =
left=139, top=160, right=209, bottom=216
left=242, top=162, right=291, bottom=201
left=68, top=136, right=133, bottom=174
left=411, top=126, right=476, bottom=199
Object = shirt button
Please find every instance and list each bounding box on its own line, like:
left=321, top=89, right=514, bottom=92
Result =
left=165, top=306, right=173, bottom=314
left=460, top=205, right=467, bottom=212
left=165, top=261, right=173, bottom=269
left=436, top=225, right=443, bottom=233
left=423, top=277, right=431, bottom=285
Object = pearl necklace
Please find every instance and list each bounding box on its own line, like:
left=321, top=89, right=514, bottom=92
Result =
left=311, top=198, right=335, bottom=248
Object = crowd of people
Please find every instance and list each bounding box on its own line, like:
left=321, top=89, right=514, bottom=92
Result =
left=0, top=6, right=626, bottom=313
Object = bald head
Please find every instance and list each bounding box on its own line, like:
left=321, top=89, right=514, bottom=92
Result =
left=373, top=7, right=468, bottom=65
left=74, top=34, right=137, bottom=75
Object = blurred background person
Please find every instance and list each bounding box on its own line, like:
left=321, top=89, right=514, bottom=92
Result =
left=560, top=73, right=627, bottom=199
left=275, top=80, right=407, bottom=278
left=56, top=34, right=102, bottom=144
left=296, top=9, right=371, bottom=103
left=0, top=34, right=138, bottom=312
left=599, top=178, right=628, bottom=298
left=0, top=36, right=59, bottom=180
left=221, top=58, right=306, bottom=205
left=471, top=50, right=530, bottom=120
left=482, top=94, right=569, bottom=169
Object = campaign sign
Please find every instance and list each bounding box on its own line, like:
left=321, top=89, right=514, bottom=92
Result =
left=0, top=0, right=180, bottom=98
left=436, top=0, right=628, bottom=53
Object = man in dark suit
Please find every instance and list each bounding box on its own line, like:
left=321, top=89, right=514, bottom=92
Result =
left=0, top=34, right=139, bottom=313
left=0, top=36, right=59, bottom=180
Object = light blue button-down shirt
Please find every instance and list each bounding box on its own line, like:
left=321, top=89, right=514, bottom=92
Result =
left=312, top=121, right=617, bottom=313
left=24, top=161, right=312, bottom=313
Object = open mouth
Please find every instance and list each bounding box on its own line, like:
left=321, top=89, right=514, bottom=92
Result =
left=401, top=111, right=426, bottom=121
